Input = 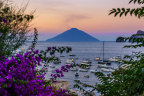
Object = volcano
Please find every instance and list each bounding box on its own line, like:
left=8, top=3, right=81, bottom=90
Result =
left=46, top=28, right=100, bottom=42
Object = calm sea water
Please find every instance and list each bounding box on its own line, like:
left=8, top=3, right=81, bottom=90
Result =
left=21, top=41, right=143, bottom=95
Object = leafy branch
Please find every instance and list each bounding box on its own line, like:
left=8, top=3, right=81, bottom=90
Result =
left=74, top=80, right=95, bottom=96
left=29, top=28, right=38, bottom=52
left=129, top=0, right=144, bottom=4
left=109, top=7, right=144, bottom=18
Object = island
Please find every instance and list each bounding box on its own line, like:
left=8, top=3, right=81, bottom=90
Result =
left=46, top=28, right=100, bottom=42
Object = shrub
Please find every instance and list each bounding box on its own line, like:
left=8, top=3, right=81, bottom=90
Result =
left=0, top=50, right=72, bottom=96
left=0, top=0, right=34, bottom=57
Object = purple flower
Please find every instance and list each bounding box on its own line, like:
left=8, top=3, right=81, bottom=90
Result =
left=61, top=73, right=64, bottom=77
left=47, top=47, right=51, bottom=51
left=2, top=18, right=7, bottom=23
left=55, top=69, right=60, bottom=73
left=0, top=78, right=5, bottom=82
left=33, top=50, right=39, bottom=54
left=65, top=64, right=70, bottom=69
left=0, top=50, right=71, bottom=96
left=57, top=74, right=60, bottom=77
left=24, top=51, right=31, bottom=57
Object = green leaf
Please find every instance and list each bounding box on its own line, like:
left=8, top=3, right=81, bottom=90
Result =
left=109, top=9, right=116, bottom=15
left=114, top=12, right=120, bottom=17
left=120, top=12, right=124, bottom=17
left=129, top=0, right=134, bottom=4
left=122, top=8, right=125, bottom=12
left=134, top=8, right=140, bottom=16
left=138, top=0, right=141, bottom=4
left=2, top=84, right=8, bottom=88
left=139, top=7, right=144, bottom=17
left=13, top=78, right=17, bottom=82
left=125, top=8, right=130, bottom=16
left=95, top=72, right=105, bottom=77
left=130, top=9, right=135, bottom=16
left=141, top=68, right=144, bottom=73
left=134, top=0, right=137, bottom=3
left=117, top=8, right=121, bottom=12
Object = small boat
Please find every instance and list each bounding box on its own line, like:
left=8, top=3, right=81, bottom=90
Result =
left=97, top=41, right=107, bottom=64
left=80, top=63, right=91, bottom=66
left=79, top=69, right=88, bottom=72
left=82, top=59, right=92, bottom=64
left=108, top=58, right=118, bottom=62
left=119, top=64, right=132, bottom=70
left=101, top=68, right=110, bottom=72
left=98, top=61, right=106, bottom=64
left=108, top=56, right=121, bottom=62
left=106, top=62, right=111, bottom=65
left=80, top=59, right=92, bottom=67
left=109, top=69, right=115, bottom=72
left=66, top=58, right=75, bottom=64
left=70, top=68, right=78, bottom=71
left=115, top=56, right=121, bottom=59
left=97, top=64, right=108, bottom=68
left=79, top=63, right=90, bottom=69
left=84, top=66, right=90, bottom=69
left=90, top=70, right=97, bottom=73
left=69, top=54, right=76, bottom=56
left=94, top=57, right=100, bottom=61
left=49, top=65, right=55, bottom=68
left=98, top=60, right=111, bottom=65
left=53, top=60, right=61, bottom=64
left=121, top=58, right=130, bottom=62
left=84, top=74, right=89, bottom=78
left=60, top=55, right=65, bottom=57
left=75, top=72, right=79, bottom=77
left=103, top=60, right=109, bottom=62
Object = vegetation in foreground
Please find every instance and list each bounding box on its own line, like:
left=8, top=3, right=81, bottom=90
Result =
left=0, top=1, right=76, bottom=96
left=74, top=0, right=144, bottom=96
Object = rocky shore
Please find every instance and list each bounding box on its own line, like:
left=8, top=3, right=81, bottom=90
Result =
left=51, top=80, right=97, bottom=96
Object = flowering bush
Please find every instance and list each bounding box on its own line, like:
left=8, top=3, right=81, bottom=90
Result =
left=0, top=50, right=72, bottom=96
left=0, top=0, right=76, bottom=95
left=50, top=64, right=72, bottom=82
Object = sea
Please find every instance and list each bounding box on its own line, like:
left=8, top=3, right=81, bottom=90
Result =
left=20, top=41, right=143, bottom=95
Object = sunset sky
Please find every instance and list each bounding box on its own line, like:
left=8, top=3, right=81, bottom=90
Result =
left=14, top=0, right=144, bottom=41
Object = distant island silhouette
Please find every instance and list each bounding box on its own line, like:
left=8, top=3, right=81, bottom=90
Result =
left=46, top=28, right=100, bottom=42
left=116, top=30, right=144, bottom=42
left=130, top=30, right=144, bottom=39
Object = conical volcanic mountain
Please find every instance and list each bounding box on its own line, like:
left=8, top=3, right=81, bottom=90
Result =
left=46, top=28, right=100, bottom=42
